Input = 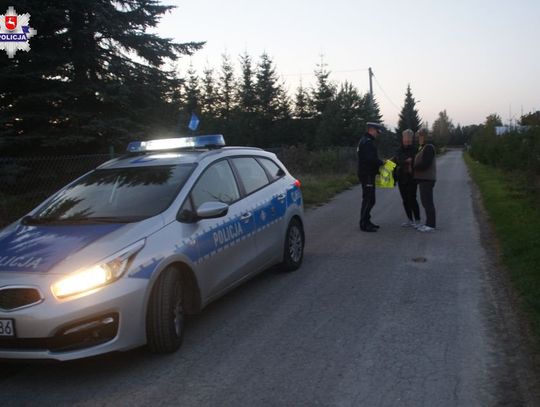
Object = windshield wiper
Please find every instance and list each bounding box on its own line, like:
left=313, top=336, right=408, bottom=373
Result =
left=59, top=216, right=143, bottom=224
left=22, top=215, right=143, bottom=225
left=22, top=215, right=56, bottom=225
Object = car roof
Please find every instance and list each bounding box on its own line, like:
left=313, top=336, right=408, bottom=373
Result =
left=97, top=146, right=269, bottom=170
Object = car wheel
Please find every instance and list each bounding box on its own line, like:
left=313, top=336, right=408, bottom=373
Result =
left=280, top=218, right=304, bottom=272
left=146, top=267, right=184, bottom=353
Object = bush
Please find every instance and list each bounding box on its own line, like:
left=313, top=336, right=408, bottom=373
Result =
left=470, top=127, right=540, bottom=174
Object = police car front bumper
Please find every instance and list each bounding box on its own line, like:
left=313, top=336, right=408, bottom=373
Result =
left=0, top=272, right=148, bottom=361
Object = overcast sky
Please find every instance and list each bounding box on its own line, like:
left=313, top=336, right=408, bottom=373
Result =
left=158, top=0, right=540, bottom=128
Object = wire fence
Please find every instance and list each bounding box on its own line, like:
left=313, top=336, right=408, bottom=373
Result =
left=0, top=148, right=357, bottom=228
left=269, top=146, right=357, bottom=176
left=0, top=154, right=112, bottom=227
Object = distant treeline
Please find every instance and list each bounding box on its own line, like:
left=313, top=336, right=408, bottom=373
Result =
left=2, top=0, right=485, bottom=158
left=0, top=1, right=390, bottom=156
left=175, top=53, right=387, bottom=151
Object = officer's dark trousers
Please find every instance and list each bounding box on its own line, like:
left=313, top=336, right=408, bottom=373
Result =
left=418, top=180, right=436, bottom=228
left=359, top=175, right=376, bottom=227
left=398, top=180, right=420, bottom=221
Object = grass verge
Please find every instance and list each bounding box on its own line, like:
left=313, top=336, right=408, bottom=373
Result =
left=464, top=153, right=540, bottom=339
left=298, top=173, right=358, bottom=207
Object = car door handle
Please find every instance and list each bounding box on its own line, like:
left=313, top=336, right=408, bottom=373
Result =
left=277, top=193, right=286, bottom=201
left=240, top=212, right=252, bottom=221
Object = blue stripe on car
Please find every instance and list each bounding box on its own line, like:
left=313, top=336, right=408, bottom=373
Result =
left=130, top=186, right=302, bottom=280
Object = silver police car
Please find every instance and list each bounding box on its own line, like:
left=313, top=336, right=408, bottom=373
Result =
left=0, top=135, right=304, bottom=361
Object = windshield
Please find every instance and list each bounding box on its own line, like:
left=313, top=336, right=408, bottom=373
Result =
left=28, top=164, right=195, bottom=224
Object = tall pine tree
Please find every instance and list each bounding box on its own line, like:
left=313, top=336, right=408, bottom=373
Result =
left=255, top=52, right=284, bottom=121
left=0, top=0, right=204, bottom=154
left=184, top=64, right=201, bottom=117
left=233, top=52, right=257, bottom=145
left=397, top=84, right=422, bottom=135
left=294, top=82, right=313, bottom=119
left=311, top=60, right=336, bottom=117
left=362, top=94, right=383, bottom=124
left=201, top=66, right=218, bottom=118
left=237, top=53, right=257, bottom=114
left=316, top=82, right=364, bottom=147
left=254, top=53, right=286, bottom=146
left=217, top=53, right=236, bottom=121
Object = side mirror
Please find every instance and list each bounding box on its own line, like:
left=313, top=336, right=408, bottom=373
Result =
left=177, top=209, right=198, bottom=223
left=196, top=201, right=229, bottom=220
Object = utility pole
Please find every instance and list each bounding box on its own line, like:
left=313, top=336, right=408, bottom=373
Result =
left=368, top=67, right=374, bottom=109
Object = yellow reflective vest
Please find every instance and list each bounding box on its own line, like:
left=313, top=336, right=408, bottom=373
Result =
left=375, top=160, right=397, bottom=188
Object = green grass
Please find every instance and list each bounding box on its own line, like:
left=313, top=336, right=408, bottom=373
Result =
left=464, top=153, right=540, bottom=337
left=298, top=173, right=358, bottom=207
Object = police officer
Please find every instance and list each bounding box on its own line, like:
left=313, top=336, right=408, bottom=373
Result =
left=357, top=122, right=384, bottom=232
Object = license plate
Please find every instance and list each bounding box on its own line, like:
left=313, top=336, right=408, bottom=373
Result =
left=0, top=319, right=15, bottom=337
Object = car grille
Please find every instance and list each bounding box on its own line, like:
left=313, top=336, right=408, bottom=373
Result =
left=0, top=287, right=43, bottom=311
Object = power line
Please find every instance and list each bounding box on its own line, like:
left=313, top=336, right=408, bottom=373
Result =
left=282, top=67, right=370, bottom=77
left=372, top=73, right=401, bottom=111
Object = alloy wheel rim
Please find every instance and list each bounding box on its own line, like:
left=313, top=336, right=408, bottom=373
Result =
left=289, top=226, right=303, bottom=263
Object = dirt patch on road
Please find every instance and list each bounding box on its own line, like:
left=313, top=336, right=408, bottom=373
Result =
left=470, top=178, right=540, bottom=406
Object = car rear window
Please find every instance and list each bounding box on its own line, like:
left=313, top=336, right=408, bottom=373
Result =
left=232, top=157, right=270, bottom=195
left=257, top=157, right=285, bottom=181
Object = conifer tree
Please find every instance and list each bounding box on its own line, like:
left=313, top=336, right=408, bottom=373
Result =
left=201, top=67, right=218, bottom=118
left=0, top=0, right=204, bottom=154
left=316, top=82, right=363, bottom=147
left=184, top=64, right=201, bottom=116
left=311, top=60, right=336, bottom=117
left=363, top=95, right=384, bottom=124
left=397, top=84, right=422, bottom=135
left=217, top=54, right=236, bottom=121
left=255, top=52, right=283, bottom=121
left=237, top=53, right=257, bottom=114
left=294, top=82, right=313, bottom=119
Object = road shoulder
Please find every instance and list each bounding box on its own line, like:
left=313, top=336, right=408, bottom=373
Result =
left=470, top=176, right=540, bottom=405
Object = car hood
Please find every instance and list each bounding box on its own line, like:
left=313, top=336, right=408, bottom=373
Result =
left=0, top=223, right=127, bottom=274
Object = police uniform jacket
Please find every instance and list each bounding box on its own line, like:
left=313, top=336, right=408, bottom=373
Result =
left=357, top=133, right=384, bottom=177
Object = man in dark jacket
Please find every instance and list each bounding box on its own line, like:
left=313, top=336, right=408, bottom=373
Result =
left=393, top=129, right=420, bottom=227
left=357, top=122, right=384, bottom=232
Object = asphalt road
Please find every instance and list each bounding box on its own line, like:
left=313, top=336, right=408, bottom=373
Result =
left=1, top=150, right=538, bottom=406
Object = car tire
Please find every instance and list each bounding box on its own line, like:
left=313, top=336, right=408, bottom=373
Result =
left=280, top=218, right=304, bottom=272
left=146, top=267, right=184, bottom=353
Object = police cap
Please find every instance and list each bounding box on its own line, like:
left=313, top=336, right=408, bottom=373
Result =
left=367, top=122, right=385, bottom=132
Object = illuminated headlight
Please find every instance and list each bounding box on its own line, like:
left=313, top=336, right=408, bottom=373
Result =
left=51, top=240, right=145, bottom=299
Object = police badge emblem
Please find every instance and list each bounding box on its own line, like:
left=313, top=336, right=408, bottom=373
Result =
left=0, top=6, right=37, bottom=58
left=5, top=15, right=17, bottom=31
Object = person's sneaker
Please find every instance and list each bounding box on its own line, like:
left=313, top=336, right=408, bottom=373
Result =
left=413, top=222, right=423, bottom=229
left=401, top=220, right=414, bottom=227
left=417, top=225, right=435, bottom=232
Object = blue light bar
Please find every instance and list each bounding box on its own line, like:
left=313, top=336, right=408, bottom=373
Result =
left=127, top=135, right=225, bottom=153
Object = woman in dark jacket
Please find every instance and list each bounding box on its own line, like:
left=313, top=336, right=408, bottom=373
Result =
left=413, top=128, right=437, bottom=232
left=393, top=129, right=420, bottom=227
